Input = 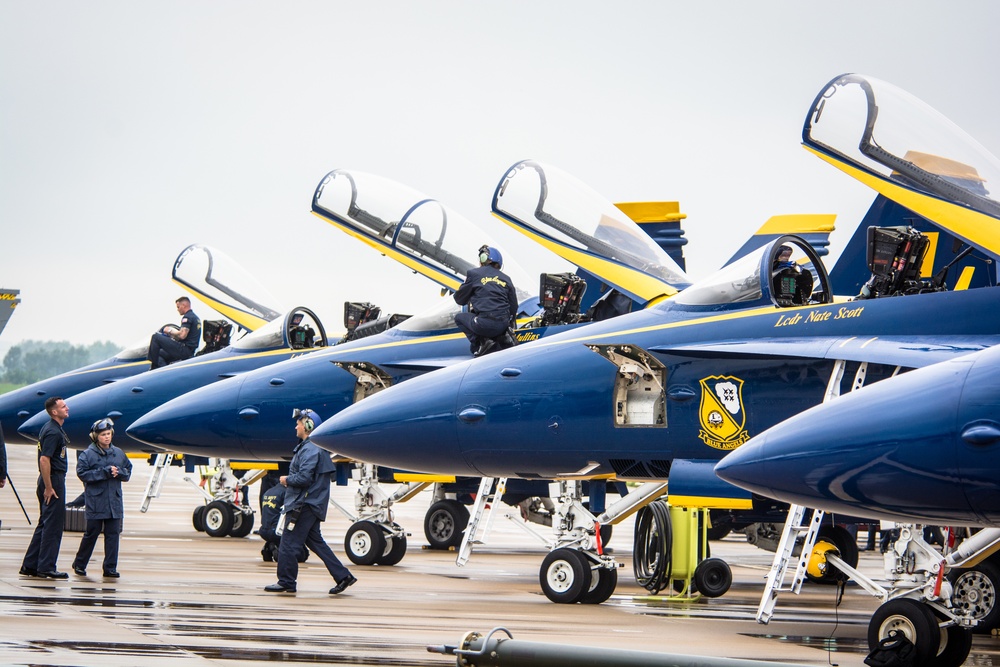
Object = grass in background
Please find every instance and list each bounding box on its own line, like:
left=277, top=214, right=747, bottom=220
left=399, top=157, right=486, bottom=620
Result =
left=0, top=382, right=25, bottom=395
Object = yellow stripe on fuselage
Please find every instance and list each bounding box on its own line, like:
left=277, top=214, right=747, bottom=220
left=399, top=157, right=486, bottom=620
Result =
left=312, top=212, right=463, bottom=291
left=392, top=473, right=457, bottom=483
left=805, top=146, right=1000, bottom=255
left=667, top=495, right=754, bottom=510
left=492, top=213, right=679, bottom=303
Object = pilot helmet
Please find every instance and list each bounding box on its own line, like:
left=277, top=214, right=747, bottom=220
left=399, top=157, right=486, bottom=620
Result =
left=89, top=418, right=115, bottom=443
left=292, top=408, right=322, bottom=433
left=478, top=245, right=503, bottom=269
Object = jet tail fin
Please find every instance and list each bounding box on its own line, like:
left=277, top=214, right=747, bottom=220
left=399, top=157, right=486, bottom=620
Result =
left=723, top=214, right=836, bottom=269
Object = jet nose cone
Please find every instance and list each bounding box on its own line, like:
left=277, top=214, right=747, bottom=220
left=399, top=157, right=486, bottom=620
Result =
left=718, top=354, right=979, bottom=520
left=311, top=364, right=469, bottom=475
left=0, top=387, right=44, bottom=444
left=128, top=377, right=246, bottom=456
left=17, top=408, right=53, bottom=441
left=713, top=434, right=774, bottom=495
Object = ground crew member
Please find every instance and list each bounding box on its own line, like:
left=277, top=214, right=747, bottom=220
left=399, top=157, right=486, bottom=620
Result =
left=264, top=409, right=356, bottom=595
left=454, top=245, right=518, bottom=357
left=71, top=419, right=132, bottom=578
left=20, top=397, right=70, bottom=579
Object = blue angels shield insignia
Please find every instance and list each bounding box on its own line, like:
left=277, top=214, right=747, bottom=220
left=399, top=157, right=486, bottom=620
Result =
left=698, top=375, right=749, bottom=451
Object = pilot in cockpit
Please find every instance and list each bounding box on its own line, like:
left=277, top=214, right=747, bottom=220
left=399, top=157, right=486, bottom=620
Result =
left=771, top=245, right=814, bottom=307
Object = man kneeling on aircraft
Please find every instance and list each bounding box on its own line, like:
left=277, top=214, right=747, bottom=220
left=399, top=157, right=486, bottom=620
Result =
left=147, top=296, right=201, bottom=369
left=454, top=245, right=517, bottom=357
left=264, top=409, right=357, bottom=595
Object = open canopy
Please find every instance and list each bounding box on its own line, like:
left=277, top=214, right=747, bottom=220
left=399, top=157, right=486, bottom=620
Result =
left=804, top=73, right=1000, bottom=258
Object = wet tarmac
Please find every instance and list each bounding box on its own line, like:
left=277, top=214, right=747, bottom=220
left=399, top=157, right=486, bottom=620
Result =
left=2, top=444, right=999, bottom=666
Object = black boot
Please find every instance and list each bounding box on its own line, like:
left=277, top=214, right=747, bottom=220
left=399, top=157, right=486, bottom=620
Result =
left=474, top=339, right=497, bottom=357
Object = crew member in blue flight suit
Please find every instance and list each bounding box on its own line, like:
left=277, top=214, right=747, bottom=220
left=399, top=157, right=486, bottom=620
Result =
left=454, top=245, right=518, bottom=357
left=20, top=397, right=71, bottom=578
left=147, top=296, right=202, bottom=369
left=264, top=409, right=357, bottom=595
left=71, top=419, right=132, bottom=578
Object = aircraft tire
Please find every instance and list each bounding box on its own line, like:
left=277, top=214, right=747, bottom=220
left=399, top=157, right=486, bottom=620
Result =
left=948, top=559, right=1000, bottom=633
left=540, top=548, right=592, bottom=604
left=203, top=501, right=234, bottom=538
left=580, top=566, right=617, bottom=604
left=706, top=525, right=731, bottom=541
left=345, top=521, right=386, bottom=566
left=867, top=598, right=940, bottom=667
left=424, top=500, right=470, bottom=550
left=377, top=534, right=408, bottom=567
left=934, top=622, right=973, bottom=667
left=806, top=525, right=858, bottom=585
left=192, top=505, right=206, bottom=532
left=694, top=557, right=732, bottom=598
left=229, top=510, right=254, bottom=538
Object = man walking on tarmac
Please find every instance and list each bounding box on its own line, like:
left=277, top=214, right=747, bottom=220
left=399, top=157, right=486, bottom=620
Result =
left=264, top=409, right=356, bottom=595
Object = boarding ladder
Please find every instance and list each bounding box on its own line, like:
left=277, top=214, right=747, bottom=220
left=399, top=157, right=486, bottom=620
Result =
left=756, top=359, right=872, bottom=623
left=141, top=452, right=174, bottom=513
left=457, top=477, right=507, bottom=566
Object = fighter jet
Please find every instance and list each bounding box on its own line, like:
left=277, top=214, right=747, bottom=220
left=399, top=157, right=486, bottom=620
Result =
left=0, top=245, right=282, bottom=445
left=124, top=161, right=708, bottom=558
left=304, top=74, right=1000, bottom=612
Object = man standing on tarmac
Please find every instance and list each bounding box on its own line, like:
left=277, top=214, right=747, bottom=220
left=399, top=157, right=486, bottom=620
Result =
left=264, top=409, right=357, bottom=595
left=1, top=424, right=7, bottom=489
left=147, top=296, right=201, bottom=369
left=20, top=397, right=71, bottom=578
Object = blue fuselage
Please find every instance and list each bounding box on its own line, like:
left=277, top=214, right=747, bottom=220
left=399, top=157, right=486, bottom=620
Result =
left=309, top=287, right=1000, bottom=489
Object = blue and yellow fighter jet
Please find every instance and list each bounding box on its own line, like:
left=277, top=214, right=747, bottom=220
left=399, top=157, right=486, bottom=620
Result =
left=303, top=74, right=1000, bottom=612
left=15, top=170, right=544, bottom=458
left=715, top=340, right=1000, bottom=652
left=0, top=244, right=282, bottom=446
left=124, top=161, right=712, bottom=555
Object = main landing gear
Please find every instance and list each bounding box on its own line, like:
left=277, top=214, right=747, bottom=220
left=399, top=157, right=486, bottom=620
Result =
left=455, top=477, right=703, bottom=605
left=185, top=459, right=262, bottom=538
left=763, top=511, right=985, bottom=667
left=330, top=462, right=422, bottom=566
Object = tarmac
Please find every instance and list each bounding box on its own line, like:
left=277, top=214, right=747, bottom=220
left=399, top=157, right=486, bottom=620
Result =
left=2, top=443, right=998, bottom=667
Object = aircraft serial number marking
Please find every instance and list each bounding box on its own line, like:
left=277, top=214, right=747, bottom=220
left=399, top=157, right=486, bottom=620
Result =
left=774, top=306, right=864, bottom=328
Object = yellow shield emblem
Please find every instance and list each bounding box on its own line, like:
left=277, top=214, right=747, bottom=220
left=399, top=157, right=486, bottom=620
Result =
left=698, top=375, right=749, bottom=450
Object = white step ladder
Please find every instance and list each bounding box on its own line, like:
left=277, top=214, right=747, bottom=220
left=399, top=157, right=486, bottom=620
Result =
left=757, top=504, right=826, bottom=623
left=141, top=452, right=174, bottom=513
left=457, top=477, right=506, bottom=566
left=756, top=359, right=872, bottom=623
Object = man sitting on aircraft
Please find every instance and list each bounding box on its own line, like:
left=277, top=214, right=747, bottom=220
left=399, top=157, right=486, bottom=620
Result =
left=147, top=296, right=201, bottom=369
left=453, top=245, right=518, bottom=357
left=771, top=245, right=813, bottom=307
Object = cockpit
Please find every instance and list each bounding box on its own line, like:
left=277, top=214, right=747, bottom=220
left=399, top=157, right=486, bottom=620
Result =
left=232, top=308, right=327, bottom=351
left=675, top=236, right=832, bottom=309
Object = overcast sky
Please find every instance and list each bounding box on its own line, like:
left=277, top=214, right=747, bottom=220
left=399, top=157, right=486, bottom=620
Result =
left=2, top=1, right=999, bottom=355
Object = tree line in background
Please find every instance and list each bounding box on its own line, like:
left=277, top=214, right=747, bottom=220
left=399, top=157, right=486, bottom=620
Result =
left=0, top=340, right=122, bottom=385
